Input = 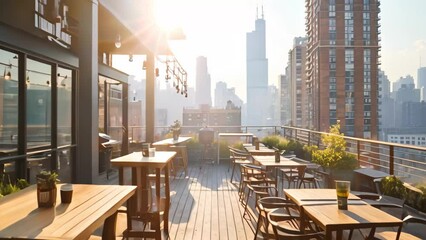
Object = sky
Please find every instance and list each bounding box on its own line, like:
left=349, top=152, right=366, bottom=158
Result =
left=114, top=0, right=426, bottom=102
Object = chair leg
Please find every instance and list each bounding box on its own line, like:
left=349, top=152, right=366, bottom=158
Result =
left=230, top=163, right=236, bottom=183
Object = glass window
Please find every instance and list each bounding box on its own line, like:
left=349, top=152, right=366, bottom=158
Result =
left=57, top=67, right=72, bottom=146
left=0, top=48, right=19, bottom=153
left=26, top=58, right=52, bottom=148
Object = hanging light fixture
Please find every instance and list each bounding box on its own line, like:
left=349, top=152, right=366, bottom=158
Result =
left=26, top=74, right=31, bottom=88
left=4, top=69, right=11, bottom=80
left=129, top=54, right=133, bottom=62
left=114, top=34, right=121, bottom=48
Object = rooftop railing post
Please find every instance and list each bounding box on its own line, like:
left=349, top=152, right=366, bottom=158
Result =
left=308, top=131, right=311, bottom=146
left=357, top=140, right=361, bottom=166
left=390, top=145, right=394, bottom=175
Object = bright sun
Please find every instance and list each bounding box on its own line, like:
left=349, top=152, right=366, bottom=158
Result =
left=154, top=0, right=184, bottom=33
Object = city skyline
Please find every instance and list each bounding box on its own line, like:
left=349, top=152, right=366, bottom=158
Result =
left=112, top=1, right=426, bottom=103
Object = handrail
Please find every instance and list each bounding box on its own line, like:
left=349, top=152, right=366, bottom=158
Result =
left=280, top=125, right=426, bottom=185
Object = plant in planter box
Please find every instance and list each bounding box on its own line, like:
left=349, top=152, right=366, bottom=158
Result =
left=170, top=120, right=181, bottom=140
left=36, top=171, right=60, bottom=207
left=311, top=122, right=358, bottom=185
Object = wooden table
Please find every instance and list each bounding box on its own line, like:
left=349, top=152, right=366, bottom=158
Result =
left=244, top=145, right=276, bottom=156
left=251, top=155, right=307, bottom=189
left=217, top=133, right=253, bottom=164
left=285, top=189, right=403, bottom=239
left=152, top=136, right=192, bottom=147
left=110, top=151, right=176, bottom=239
left=0, top=184, right=136, bottom=239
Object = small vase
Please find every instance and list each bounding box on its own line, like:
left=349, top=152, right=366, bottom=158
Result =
left=173, top=131, right=179, bottom=141
left=275, top=151, right=281, bottom=163
left=37, top=185, right=57, bottom=208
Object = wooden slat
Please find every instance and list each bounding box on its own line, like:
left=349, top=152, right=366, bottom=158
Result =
left=0, top=184, right=136, bottom=239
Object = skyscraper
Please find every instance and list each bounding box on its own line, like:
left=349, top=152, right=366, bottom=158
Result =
left=195, top=56, right=212, bottom=107
left=287, top=37, right=308, bottom=127
left=305, top=0, right=381, bottom=139
left=418, top=67, right=426, bottom=101
left=246, top=7, right=268, bottom=126
left=418, top=67, right=426, bottom=89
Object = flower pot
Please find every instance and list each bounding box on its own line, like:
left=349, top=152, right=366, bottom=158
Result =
left=37, top=185, right=57, bottom=208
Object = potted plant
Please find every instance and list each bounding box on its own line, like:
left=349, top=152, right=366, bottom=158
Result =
left=310, top=122, right=358, bottom=186
left=36, top=170, right=60, bottom=207
left=170, top=120, right=181, bottom=141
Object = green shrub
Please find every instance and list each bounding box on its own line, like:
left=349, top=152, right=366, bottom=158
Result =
left=311, top=122, right=358, bottom=171
left=380, top=176, right=407, bottom=199
left=0, top=174, right=29, bottom=198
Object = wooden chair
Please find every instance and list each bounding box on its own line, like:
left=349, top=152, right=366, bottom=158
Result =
left=280, top=167, right=300, bottom=189
left=239, top=164, right=276, bottom=219
left=374, top=215, right=426, bottom=240
left=168, top=145, right=188, bottom=178
left=228, top=146, right=251, bottom=183
left=360, top=178, right=407, bottom=219
left=255, top=197, right=300, bottom=239
left=267, top=208, right=325, bottom=240
left=298, top=166, right=320, bottom=189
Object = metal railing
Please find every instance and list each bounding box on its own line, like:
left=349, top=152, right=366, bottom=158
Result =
left=282, top=126, right=426, bottom=185
left=126, top=124, right=426, bottom=185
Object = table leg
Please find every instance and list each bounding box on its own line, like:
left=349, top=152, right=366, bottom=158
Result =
left=140, top=167, right=149, bottom=213
left=217, top=136, right=220, bottom=164
left=102, top=211, right=118, bottom=240
left=164, top=163, right=170, bottom=233
left=326, top=229, right=332, bottom=240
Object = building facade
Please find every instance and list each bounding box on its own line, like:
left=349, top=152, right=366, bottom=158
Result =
left=214, top=81, right=243, bottom=109
left=195, top=56, right=212, bottom=107
left=0, top=0, right=175, bottom=184
left=182, top=104, right=241, bottom=133
left=279, top=74, right=291, bottom=125
left=305, top=0, right=381, bottom=139
left=287, top=37, right=308, bottom=128
left=246, top=8, right=268, bottom=126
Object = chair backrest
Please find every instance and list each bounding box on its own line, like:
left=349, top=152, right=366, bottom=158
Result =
left=229, top=147, right=250, bottom=160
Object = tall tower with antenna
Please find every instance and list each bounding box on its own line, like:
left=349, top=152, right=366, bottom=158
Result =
left=246, top=5, right=268, bottom=125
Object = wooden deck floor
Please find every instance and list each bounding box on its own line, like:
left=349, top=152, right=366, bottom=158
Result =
left=98, top=161, right=426, bottom=240
left=103, top=162, right=255, bottom=239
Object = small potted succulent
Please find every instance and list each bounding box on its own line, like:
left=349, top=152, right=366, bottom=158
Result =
left=36, top=170, right=60, bottom=207
left=170, top=120, right=181, bottom=141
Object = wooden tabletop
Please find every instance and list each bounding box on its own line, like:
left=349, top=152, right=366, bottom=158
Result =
left=303, top=203, right=402, bottom=239
left=245, top=146, right=276, bottom=156
left=284, top=188, right=402, bottom=239
left=111, top=151, right=177, bottom=169
left=218, top=133, right=253, bottom=137
left=0, top=184, right=136, bottom=239
left=251, top=155, right=306, bottom=168
left=285, top=189, right=361, bottom=206
left=152, top=137, right=192, bottom=146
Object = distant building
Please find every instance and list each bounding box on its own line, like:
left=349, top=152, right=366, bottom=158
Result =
left=378, top=70, right=393, bottom=140
left=214, top=81, right=243, bottom=108
left=246, top=7, right=268, bottom=126
left=395, top=84, right=420, bottom=104
left=401, top=101, right=426, bottom=128
left=383, top=128, right=426, bottom=147
left=305, top=0, right=381, bottom=139
left=417, top=67, right=426, bottom=90
left=195, top=56, right=212, bottom=106
left=182, top=103, right=241, bottom=133
left=392, top=75, right=415, bottom=93
left=418, top=67, right=426, bottom=101
left=279, top=74, right=291, bottom=125
left=287, top=37, right=308, bottom=128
